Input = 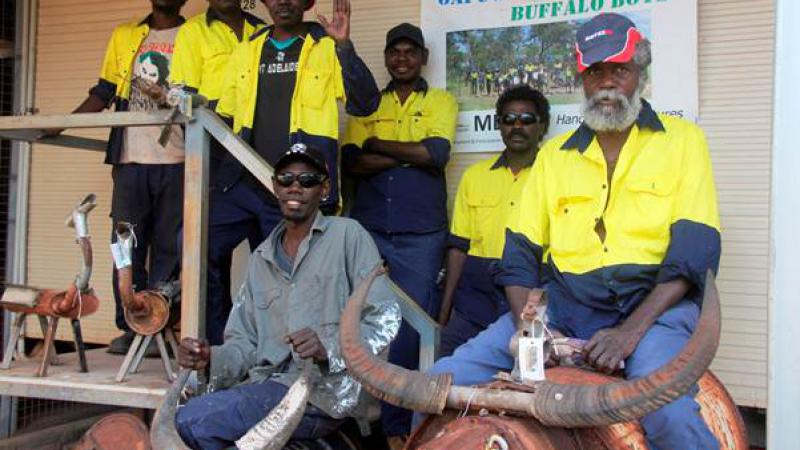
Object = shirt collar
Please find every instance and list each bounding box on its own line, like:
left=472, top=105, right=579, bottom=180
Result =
left=561, top=99, right=665, bottom=153
left=383, top=77, right=429, bottom=94
left=490, top=151, right=536, bottom=170
left=205, top=8, right=264, bottom=28
left=257, top=211, right=329, bottom=260
left=138, top=14, right=186, bottom=28
left=256, top=22, right=327, bottom=43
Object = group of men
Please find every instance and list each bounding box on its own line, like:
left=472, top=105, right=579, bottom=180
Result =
left=51, top=0, right=721, bottom=448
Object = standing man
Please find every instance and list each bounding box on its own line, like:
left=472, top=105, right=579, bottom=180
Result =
left=429, top=13, right=720, bottom=449
left=170, top=0, right=265, bottom=110
left=46, top=0, right=188, bottom=354
left=341, top=23, right=457, bottom=441
left=176, top=145, right=401, bottom=449
left=206, top=0, right=380, bottom=345
left=438, top=85, right=550, bottom=357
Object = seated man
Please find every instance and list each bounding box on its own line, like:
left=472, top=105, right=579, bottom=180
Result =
left=428, top=13, right=720, bottom=450
left=175, top=144, right=401, bottom=450
left=438, top=85, right=550, bottom=357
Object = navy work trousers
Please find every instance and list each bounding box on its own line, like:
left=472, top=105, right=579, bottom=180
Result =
left=206, top=181, right=282, bottom=345
left=110, top=163, right=184, bottom=331
left=176, top=379, right=344, bottom=450
left=369, top=229, right=447, bottom=437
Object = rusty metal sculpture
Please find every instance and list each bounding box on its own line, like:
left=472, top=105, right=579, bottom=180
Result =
left=0, top=194, right=99, bottom=377
left=338, top=268, right=748, bottom=450
left=112, top=221, right=181, bottom=382
left=70, top=412, right=151, bottom=450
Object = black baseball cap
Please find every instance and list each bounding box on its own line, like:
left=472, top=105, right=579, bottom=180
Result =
left=575, top=13, right=643, bottom=73
left=274, top=143, right=328, bottom=176
left=385, top=23, right=425, bottom=51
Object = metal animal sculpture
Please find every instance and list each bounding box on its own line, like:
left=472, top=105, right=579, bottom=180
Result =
left=339, top=268, right=748, bottom=450
left=0, top=194, right=99, bottom=376
left=111, top=221, right=181, bottom=382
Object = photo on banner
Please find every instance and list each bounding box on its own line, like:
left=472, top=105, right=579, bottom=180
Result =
left=422, top=0, right=698, bottom=152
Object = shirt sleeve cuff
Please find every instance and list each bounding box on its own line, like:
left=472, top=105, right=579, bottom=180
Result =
left=492, top=229, right=542, bottom=288
left=422, top=137, right=451, bottom=170
left=447, top=233, right=470, bottom=252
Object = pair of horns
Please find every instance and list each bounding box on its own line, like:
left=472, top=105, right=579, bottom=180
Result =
left=341, top=267, right=721, bottom=428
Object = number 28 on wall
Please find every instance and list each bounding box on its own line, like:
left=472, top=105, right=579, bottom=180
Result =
left=242, top=0, right=256, bottom=10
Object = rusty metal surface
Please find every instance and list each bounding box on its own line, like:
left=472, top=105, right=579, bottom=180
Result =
left=123, top=291, right=170, bottom=336
left=70, top=413, right=151, bottom=450
left=3, top=287, right=99, bottom=319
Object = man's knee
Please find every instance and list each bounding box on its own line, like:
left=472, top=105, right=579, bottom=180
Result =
left=641, top=395, right=719, bottom=450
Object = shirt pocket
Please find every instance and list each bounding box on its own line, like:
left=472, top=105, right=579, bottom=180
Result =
left=467, top=194, right=501, bottom=245
left=550, top=194, right=595, bottom=259
left=622, top=177, right=676, bottom=239
left=368, top=112, right=397, bottom=140
left=300, top=69, right=332, bottom=109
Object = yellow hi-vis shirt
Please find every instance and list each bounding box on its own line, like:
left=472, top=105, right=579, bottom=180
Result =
left=450, top=153, right=533, bottom=259
left=170, top=10, right=264, bottom=105
left=496, top=101, right=721, bottom=336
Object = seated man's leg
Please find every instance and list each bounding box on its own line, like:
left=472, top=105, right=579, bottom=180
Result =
left=176, top=380, right=344, bottom=450
left=625, top=299, right=719, bottom=450
left=439, top=310, right=485, bottom=358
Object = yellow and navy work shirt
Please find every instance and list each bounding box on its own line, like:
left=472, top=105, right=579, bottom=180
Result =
left=89, top=14, right=186, bottom=164
left=170, top=10, right=264, bottom=109
left=448, top=152, right=533, bottom=325
left=495, top=101, right=721, bottom=340
left=341, top=79, right=458, bottom=233
left=215, top=23, right=380, bottom=211
left=450, top=153, right=533, bottom=259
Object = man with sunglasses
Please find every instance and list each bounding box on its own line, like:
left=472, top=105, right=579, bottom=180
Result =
left=424, top=14, right=720, bottom=449
left=206, top=0, right=381, bottom=346
left=176, top=143, right=401, bottom=449
left=437, top=85, right=550, bottom=358
left=341, top=22, right=457, bottom=441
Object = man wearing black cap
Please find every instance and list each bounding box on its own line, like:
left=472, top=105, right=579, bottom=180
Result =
left=205, top=0, right=381, bottom=346
left=426, top=13, right=720, bottom=449
left=175, top=143, right=401, bottom=449
left=341, top=22, right=458, bottom=440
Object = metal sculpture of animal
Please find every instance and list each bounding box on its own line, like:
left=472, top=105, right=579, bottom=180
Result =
left=338, top=268, right=748, bottom=450
left=0, top=194, right=99, bottom=376
left=112, top=221, right=181, bottom=382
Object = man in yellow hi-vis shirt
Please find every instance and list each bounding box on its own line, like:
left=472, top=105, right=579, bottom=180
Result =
left=427, top=14, right=720, bottom=450
left=170, top=0, right=265, bottom=109
left=437, top=85, right=550, bottom=358
left=340, top=23, right=457, bottom=440
left=205, top=0, right=380, bottom=345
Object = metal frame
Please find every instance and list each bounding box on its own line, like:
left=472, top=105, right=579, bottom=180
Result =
left=0, top=104, right=440, bottom=407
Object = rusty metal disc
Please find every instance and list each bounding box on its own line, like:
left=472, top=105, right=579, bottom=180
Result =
left=124, top=291, right=170, bottom=336
left=70, top=413, right=151, bottom=450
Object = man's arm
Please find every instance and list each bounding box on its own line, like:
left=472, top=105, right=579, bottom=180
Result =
left=207, top=280, right=260, bottom=390
left=318, top=0, right=380, bottom=116
left=493, top=156, right=550, bottom=329
left=585, top=125, right=721, bottom=373
left=340, top=117, right=401, bottom=176
left=438, top=247, right=467, bottom=326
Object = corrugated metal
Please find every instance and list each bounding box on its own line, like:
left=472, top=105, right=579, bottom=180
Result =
left=700, top=0, right=774, bottom=409
left=26, top=0, right=772, bottom=408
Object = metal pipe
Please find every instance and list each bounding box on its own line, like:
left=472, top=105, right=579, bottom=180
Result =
left=149, top=369, right=192, bottom=450
left=112, top=222, right=149, bottom=316
left=66, top=194, right=96, bottom=292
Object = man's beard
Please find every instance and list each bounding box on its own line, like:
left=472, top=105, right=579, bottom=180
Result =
left=581, top=88, right=642, bottom=132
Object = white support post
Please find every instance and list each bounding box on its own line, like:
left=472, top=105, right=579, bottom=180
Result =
left=767, top=0, right=800, bottom=446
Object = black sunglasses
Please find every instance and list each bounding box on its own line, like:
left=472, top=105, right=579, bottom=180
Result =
left=275, top=172, right=327, bottom=188
left=500, top=112, right=539, bottom=126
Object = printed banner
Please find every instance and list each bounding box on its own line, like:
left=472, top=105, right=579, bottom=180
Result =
left=421, top=0, right=698, bottom=152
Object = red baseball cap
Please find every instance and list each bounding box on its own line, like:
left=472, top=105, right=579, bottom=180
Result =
left=575, top=13, right=643, bottom=73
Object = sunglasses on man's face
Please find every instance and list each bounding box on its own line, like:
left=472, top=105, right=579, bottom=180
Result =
left=500, top=112, right=539, bottom=126
left=275, top=172, right=327, bottom=188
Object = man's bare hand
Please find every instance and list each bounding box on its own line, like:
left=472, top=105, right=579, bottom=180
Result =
left=178, top=337, right=210, bottom=370
left=520, top=288, right=545, bottom=325
left=583, top=327, right=641, bottom=374
left=284, top=328, right=328, bottom=362
left=317, top=0, right=350, bottom=45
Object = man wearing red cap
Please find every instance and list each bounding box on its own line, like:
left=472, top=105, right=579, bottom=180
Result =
left=426, top=13, right=720, bottom=449
left=205, top=0, right=381, bottom=346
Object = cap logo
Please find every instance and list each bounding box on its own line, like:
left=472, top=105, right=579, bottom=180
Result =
left=585, top=29, right=614, bottom=42
left=289, top=143, right=307, bottom=154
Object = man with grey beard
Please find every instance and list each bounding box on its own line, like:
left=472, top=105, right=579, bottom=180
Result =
left=427, top=13, right=721, bottom=449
